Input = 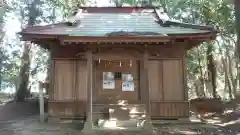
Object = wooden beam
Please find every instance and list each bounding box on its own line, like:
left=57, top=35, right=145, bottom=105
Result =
left=60, top=36, right=170, bottom=43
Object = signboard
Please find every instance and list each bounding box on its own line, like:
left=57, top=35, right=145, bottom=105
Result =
left=103, top=80, right=115, bottom=89
left=122, top=74, right=134, bottom=91
left=122, top=81, right=134, bottom=91
left=103, top=72, right=115, bottom=89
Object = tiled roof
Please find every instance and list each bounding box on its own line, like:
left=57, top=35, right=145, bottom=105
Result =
left=20, top=7, right=217, bottom=37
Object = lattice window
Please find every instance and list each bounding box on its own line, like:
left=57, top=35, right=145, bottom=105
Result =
left=114, top=72, right=122, bottom=80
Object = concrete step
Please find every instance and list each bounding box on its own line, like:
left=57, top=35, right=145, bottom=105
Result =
left=97, top=119, right=145, bottom=129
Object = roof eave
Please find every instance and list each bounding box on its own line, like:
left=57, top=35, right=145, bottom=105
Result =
left=164, top=20, right=218, bottom=33
left=153, top=8, right=218, bottom=34
left=19, top=33, right=171, bottom=43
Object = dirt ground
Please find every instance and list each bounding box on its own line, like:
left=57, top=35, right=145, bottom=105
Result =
left=0, top=100, right=240, bottom=135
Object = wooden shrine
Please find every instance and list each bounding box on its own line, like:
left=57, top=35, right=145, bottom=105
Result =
left=19, top=7, right=217, bottom=130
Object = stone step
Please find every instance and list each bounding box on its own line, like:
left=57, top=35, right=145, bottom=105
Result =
left=92, top=104, right=146, bottom=114
left=92, top=112, right=146, bottom=123
left=97, top=119, right=145, bottom=129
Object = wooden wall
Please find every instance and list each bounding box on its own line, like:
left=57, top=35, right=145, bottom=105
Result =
left=151, top=101, right=189, bottom=118
left=48, top=44, right=189, bottom=119
left=148, top=59, right=189, bottom=118
left=149, top=59, right=184, bottom=101
left=48, top=59, right=87, bottom=118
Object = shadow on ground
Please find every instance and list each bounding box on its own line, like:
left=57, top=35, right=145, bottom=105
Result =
left=0, top=100, right=39, bottom=121
left=0, top=100, right=239, bottom=135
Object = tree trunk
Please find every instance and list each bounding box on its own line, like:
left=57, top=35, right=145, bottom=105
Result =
left=234, top=0, right=240, bottom=93
left=234, top=0, right=240, bottom=61
left=160, top=0, right=167, bottom=12
left=14, top=0, right=39, bottom=101
left=195, top=82, right=201, bottom=97
left=0, top=10, right=4, bottom=91
left=222, top=57, right=233, bottom=100
left=0, top=51, right=2, bottom=90
left=235, top=40, right=240, bottom=96
left=197, top=49, right=205, bottom=97
left=236, top=60, right=240, bottom=96
left=114, top=0, right=122, bottom=7
left=207, top=43, right=217, bottom=98
left=226, top=46, right=236, bottom=97
left=15, top=42, right=31, bottom=102
left=194, top=49, right=205, bottom=97
left=224, top=69, right=233, bottom=100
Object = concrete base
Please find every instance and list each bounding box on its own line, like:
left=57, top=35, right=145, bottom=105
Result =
left=178, top=117, right=191, bottom=123
left=151, top=117, right=191, bottom=124
left=82, top=118, right=95, bottom=134
left=98, top=119, right=138, bottom=128
left=142, top=119, right=153, bottom=133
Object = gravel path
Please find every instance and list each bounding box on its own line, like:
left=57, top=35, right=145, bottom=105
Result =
left=0, top=117, right=239, bottom=135
left=0, top=101, right=239, bottom=135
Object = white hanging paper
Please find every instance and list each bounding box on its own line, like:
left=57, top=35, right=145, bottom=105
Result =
left=103, top=72, right=115, bottom=89
left=122, top=81, right=134, bottom=91
left=122, top=74, right=134, bottom=91
left=103, top=80, right=115, bottom=89
left=122, top=74, right=133, bottom=81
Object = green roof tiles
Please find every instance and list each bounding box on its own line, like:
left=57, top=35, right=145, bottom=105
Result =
left=21, top=8, right=215, bottom=37
left=64, top=13, right=208, bottom=36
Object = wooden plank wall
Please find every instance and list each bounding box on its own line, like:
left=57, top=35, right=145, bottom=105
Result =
left=148, top=59, right=189, bottom=118
left=49, top=59, right=189, bottom=118
left=151, top=101, right=189, bottom=118
left=48, top=44, right=189, bottom=119
left=53, top=60, right=74, bottom=100
left=48, top=59, right=87, bottom=118
left=94, top=60, right=140, bottom=102
left=162, top=59, right=184, bottom=100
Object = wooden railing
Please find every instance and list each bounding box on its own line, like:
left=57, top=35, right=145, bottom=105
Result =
left=150, top=101, right=189, bottom=119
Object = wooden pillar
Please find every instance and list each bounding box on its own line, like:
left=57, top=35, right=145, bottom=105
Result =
left=142, top=46, right=153, bottom=132
left=49, top=46, right=55, bottom=100
left=83, top=50, right=94, bottom=133
left=39, top=82, right=45, bottom=123
left=143, top=49, right=150, bottom=116
left=181, top=49, right=190, bottom=120
left=87, top=50, right=93, bottom=124
left=182, top=50, right=188, bottom=101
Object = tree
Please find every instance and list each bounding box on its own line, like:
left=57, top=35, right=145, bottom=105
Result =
left=0, top=0, right=7, bottom=91
left=234, top=0, right=240, bottom=95
left=14, top=0, right=44, bottom=101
